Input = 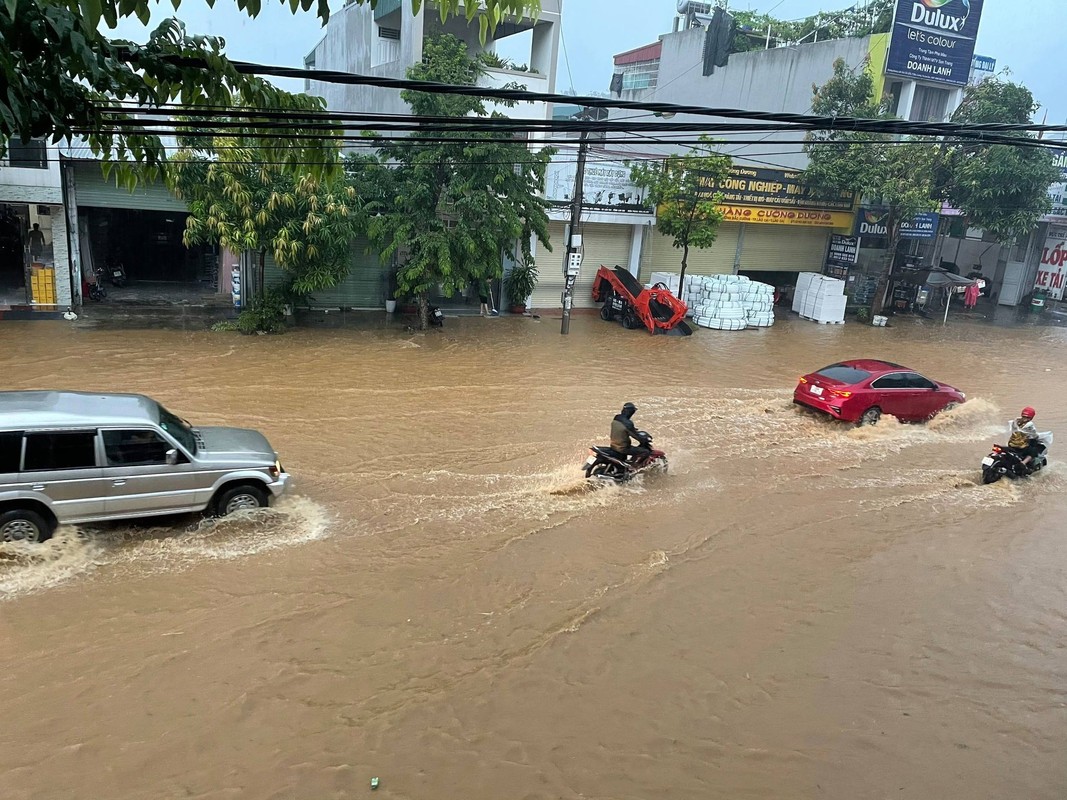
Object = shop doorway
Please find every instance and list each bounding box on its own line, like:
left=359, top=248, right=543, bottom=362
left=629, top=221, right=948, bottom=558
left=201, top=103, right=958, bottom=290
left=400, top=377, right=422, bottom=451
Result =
left=81, top=207, right=218, bottom=303
left=0, top=203, right=57, bottom=307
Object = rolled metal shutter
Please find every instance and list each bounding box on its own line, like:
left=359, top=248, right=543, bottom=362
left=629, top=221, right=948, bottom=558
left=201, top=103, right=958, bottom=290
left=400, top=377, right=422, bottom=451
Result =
left=638, top=224, right=740, bottom=283
left=738, top=225, right=829, bottom=271
left=529, top=222, right=633, bottom=310
left=73, top=163, right=187, bottom=212
left=263, top=237, right=385, bottom=308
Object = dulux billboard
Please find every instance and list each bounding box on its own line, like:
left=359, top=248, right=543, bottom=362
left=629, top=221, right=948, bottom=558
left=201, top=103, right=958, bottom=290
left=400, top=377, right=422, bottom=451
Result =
left=885, top=0, right=985, bottom=88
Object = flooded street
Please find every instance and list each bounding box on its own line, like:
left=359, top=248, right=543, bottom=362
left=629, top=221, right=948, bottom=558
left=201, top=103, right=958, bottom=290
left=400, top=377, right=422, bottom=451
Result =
left=2, top=315, right=1066, bottom=800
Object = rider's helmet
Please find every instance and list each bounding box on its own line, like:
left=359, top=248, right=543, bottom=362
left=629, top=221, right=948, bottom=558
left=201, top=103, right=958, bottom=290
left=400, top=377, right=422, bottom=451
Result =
left=1022, top=406, right=1036, bottom=420
left=621, top=402, right=637, bottom=418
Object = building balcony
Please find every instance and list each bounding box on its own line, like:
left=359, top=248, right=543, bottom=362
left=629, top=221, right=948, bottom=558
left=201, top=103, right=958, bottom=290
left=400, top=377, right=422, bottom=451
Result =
left=478, top=66, right=551, bottom=121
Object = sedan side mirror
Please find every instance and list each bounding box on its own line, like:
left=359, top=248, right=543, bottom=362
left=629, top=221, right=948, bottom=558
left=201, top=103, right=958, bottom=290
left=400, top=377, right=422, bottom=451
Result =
left=166, top=449, right=179, bottom=465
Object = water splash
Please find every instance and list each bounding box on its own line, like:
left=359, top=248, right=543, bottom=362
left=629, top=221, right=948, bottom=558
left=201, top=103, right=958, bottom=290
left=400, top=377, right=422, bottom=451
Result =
left=0, top=496, right=331, bottom=601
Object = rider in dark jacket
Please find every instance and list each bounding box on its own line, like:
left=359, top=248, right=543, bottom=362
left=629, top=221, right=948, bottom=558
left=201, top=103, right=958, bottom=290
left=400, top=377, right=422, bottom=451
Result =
left=610, top=402, right=652, bottom=462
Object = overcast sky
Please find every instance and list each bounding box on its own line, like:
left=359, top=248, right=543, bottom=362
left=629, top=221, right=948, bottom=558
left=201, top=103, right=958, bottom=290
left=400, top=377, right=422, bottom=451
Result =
left=111, top=0, right=1066, bottom=124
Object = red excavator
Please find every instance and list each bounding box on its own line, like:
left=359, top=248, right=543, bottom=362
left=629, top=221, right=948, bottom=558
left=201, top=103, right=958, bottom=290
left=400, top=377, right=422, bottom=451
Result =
left=591, top=265, right=692, bottom=336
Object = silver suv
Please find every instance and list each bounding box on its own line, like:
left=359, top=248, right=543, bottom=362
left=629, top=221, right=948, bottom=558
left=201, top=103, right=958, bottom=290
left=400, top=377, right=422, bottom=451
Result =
left=0, top=391, right=291, bottom=544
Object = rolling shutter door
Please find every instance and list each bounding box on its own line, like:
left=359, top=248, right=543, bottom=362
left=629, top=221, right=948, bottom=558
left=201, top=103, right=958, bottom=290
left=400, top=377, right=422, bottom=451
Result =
left=638, top=224, right=740, bottom=283
left=738, top=225, right=828, bottom=271
left=529, top=222, right=633, bottom=310
left=73, top=163, right=187, bottom=212
left=263, top=237, right=385, bottom=308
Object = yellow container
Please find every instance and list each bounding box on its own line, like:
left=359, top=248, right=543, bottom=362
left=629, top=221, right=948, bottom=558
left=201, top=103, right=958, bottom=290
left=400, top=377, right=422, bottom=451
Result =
left=30, top=267, right=57, bottom=306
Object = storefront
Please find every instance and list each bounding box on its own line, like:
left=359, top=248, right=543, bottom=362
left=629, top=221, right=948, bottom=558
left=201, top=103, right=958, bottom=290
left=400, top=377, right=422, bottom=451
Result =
left=66, top=160, right=220, bottom=301
left=638, top=165, right=855, bottom=294
left=529, top=147, right=654, bottom=311
left=0, top=141, right=72, bottom=314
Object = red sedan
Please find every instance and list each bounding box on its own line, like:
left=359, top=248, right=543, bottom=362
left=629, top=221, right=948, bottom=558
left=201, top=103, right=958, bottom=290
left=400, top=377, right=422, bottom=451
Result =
left=793, top=359, right=966, bottom=425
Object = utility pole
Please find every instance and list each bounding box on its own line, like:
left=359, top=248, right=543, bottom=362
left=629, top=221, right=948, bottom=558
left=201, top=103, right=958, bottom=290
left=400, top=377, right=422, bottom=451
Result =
left=561, top=129, right=589, bottom=335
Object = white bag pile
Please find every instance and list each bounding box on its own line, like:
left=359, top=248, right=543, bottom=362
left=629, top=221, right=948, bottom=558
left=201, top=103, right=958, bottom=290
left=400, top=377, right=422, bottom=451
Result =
left=649, top=272, right=775, bottom=331
left=792, top=273, right=846, bottom=324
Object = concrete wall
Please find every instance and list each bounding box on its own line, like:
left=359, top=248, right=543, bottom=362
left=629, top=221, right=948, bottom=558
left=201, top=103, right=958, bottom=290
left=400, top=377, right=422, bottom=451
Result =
left=0, top=157, right=64, bottom=205
left=305, top=2, right=423, bottom=118
left=611, top=33, right=878, bottom=170
left=306, top=0, right=559, bottom=121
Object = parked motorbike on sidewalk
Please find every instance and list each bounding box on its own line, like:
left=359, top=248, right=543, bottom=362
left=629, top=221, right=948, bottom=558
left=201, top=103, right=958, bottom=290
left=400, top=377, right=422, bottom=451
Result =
left=582, top=431, right=668, bottom=483
left=981, top=426, right=1053, bottom=484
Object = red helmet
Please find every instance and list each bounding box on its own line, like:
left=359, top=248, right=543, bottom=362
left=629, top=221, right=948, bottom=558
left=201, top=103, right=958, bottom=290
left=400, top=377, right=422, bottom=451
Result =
left=1021, top=406, right=1036, bottom=419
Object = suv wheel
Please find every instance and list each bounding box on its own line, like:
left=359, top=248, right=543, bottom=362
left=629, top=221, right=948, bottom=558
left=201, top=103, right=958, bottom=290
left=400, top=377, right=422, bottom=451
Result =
left=0, top=509, right=54, bottom=544
left=215, top=484, right=270, bottom=517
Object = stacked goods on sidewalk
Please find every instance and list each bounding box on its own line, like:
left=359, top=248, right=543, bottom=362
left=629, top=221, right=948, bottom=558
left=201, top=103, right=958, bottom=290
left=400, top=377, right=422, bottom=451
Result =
left=649, top=273, right=775, bottom=331
left=792, top=273, right=846, bottom=324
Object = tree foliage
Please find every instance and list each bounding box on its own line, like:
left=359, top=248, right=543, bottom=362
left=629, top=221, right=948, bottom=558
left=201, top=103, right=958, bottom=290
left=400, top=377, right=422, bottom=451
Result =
left=804, top=59, right=941, bottom=314
left=804, top=61, right=1059, bottom=313
left=168, top=131, right=364, bottom=299
left=941, top=78, right=1059, bottom=240
left=0, top=0, right=540, bottom=176
left=729, top=0, right=892, bottom=54
left=630, top=139, right=731, bottom=289
left=352, top=34, right=552, bottom=329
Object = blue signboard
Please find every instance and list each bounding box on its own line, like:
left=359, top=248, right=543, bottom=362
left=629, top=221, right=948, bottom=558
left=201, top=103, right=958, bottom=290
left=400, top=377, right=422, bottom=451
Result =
left=856, top=208, right=940, bottom=240
left=885, top=0, right=985, bottom=87
left=900, top=212, right=940, bottom=239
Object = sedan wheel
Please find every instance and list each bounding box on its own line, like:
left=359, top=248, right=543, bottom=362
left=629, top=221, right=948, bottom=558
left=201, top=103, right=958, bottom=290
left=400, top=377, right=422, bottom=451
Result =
left=859, top=407, right=882, bottom=426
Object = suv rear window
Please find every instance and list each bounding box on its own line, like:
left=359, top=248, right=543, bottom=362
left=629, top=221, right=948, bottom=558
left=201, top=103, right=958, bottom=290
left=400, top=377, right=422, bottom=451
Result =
left=816, top=365, right=872, bottom=385
left=0, top=432, right=23, bottom=473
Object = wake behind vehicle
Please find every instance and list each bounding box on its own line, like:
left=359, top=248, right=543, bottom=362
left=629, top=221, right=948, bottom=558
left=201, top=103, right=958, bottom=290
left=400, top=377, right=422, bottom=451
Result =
left=981, top=426, right=1053, bottom=484
left=0, top=391, right=291, bottom=544
left=794, top=359, right=966, bottom=425
left=583, top=431, right=668, bottom=483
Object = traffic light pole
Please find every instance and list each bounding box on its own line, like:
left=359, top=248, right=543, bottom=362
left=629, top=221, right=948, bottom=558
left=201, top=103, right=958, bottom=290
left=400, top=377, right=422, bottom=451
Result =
left=561, top=130, right=589, bottom=336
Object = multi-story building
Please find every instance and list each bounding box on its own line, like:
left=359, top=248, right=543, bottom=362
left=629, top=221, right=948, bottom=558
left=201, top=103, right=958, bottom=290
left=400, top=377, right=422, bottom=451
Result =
left=592, top=0, right=1000, bottom=309
left=305, top=0, right=561, bottom=121
left=292, top=0, right=565, bottom=311
left=0, top=139, right=73, bottom=317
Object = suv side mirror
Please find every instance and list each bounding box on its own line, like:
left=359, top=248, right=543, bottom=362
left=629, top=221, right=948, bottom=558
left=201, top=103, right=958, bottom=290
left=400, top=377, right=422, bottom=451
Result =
left=166, top=449, right=178, bottom=465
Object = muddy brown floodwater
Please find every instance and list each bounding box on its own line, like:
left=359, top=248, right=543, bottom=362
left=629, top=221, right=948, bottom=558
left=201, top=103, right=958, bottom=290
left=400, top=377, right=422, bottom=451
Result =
left=1, top=314, right=1066, bottom=800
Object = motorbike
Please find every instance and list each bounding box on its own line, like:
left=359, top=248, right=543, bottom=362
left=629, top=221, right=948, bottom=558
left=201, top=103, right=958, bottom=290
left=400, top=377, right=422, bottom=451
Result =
left=582, top=430, right=668, bottom=483
left=981, top=425, right=1053, bottom=484
left=86, top=265, right=108, bottom=301
left=106, top=258, right=128, bottom=288
left=429, top=304, right=444, bottom=327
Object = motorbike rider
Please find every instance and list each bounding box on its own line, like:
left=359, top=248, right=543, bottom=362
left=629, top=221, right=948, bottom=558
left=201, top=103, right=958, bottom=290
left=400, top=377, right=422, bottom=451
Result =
left=1008, top=406, right=1044, bottom=468
left=610, top=402, right=652, bottom=463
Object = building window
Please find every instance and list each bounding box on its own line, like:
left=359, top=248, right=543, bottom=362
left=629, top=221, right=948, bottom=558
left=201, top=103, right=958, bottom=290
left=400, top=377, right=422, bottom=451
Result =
left=1009, top=233, right=1029, bottom=263
left=910, top=85, right=950, bottom=122
left=373, top=25, right=401, bottom=67
left=886, top=81, right=903, bottom=117
left=7, top=139, right=47, bottom=169
left=619, top=59, right=660, bottom=91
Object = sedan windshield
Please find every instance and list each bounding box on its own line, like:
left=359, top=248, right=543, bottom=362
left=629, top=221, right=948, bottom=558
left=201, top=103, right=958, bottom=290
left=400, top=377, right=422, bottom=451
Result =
left=816, top=365, right=872, bottom=385
left=157, top=404, right=197, bottom=454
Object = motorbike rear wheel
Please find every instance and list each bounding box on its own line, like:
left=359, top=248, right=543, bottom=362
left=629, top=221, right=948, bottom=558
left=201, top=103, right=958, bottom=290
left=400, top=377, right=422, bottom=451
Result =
left=982, top=466, right=1002, bottom=485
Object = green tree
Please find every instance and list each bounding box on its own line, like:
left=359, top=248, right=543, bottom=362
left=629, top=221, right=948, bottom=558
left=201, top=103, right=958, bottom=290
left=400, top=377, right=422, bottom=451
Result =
left=941, top=78, right=1059, bottom=240
left=352, top=34, right=552, bottom=330
left=630, top=140, right=732, bottom=291
left=0, top=0, right=541, bottom=176
left=168, top=131, right=364, bottom=330
left=804, top=59, right=940, bottom=315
